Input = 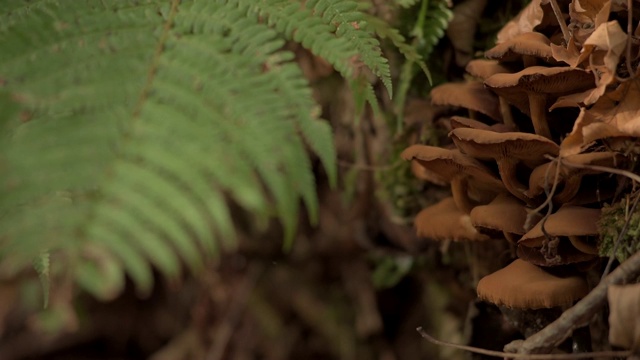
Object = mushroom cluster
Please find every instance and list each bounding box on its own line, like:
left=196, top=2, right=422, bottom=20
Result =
left=403, top=0, right=640, bottom=340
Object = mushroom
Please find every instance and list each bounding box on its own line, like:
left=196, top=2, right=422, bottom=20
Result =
left=526, top=152, right=625, bottom=203
left=477, top=259, right=589, bottom=309
left=465, top=59, right=517, bottom=129
left=484, top=32, right=556, bottom=67
left=430, top=81, right=502, bottom=122
left=470, top=193, right=534, bottom=243
left=401, top=145, right=504, bottom=213
left=477, top=258, right=591, bottom=344
left=518, top=205, right=601, bottom=266
left=449, top=116, right=514, bottom=133
left=415, top=197, right=489, bottom=241
left=484, top=66, right=595, bottom=139
left=449, top=127, right=558, bottom=204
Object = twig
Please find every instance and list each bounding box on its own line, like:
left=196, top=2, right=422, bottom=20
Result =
left=548, top=0, right=571, bottom=44
left=504, top=249, right=640, bottom=354
left=416, top=327, right=630, bottom=359
left=601, top=192, right=640, bottom=279
left=525, top=156, right=562, bottom=231
left=555, top=157, right=640, bottom=185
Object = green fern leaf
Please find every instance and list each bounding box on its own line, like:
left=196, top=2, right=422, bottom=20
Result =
left=0, top=0, right=346, bottom=297
left=417, top=0, right=454, bottom=57
left=243, top=0, right=392, bottom=97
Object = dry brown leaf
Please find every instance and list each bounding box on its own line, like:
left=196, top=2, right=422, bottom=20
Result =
left=569, top=0, right=611, bottom=44
left=549, top=87, right=594, bottom=110
left=608, top=282, right=640, bottom=351
left=551, top=36, right=581, bottom=66
left=571, top=21, right=626, bottom=105
left=560, top=80, right=640, bottom=155
left=496, top=0, right=545, bottom=44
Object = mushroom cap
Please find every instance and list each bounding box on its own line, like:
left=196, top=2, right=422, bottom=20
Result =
left=465, top=59, right=514, bottom=80
left=477, top=259, right=589, bottom=309
left=450, top=116, right=515, bottom=133
left=484, top=32, right=555, bottom=63
left=430, top=81, right=502, bottom=121
left=527, top=152, right=625, bottom=198
left=401, top=145, right=504, bottom=188
left=410, top=160, right=447, bottom=185
left=484, top=66, right=595, bottom=96
left=449, top=127, right=559, bottom=164
left=470, top=193, right=530, bottom=235
left=517, top=206, right=600, bottom=265
left=520, top=205, right=600, bottom=240
left=415, top=197, right=489, bottom=241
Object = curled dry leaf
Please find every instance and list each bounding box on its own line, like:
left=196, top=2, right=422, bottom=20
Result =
left=560, top=80, right=640, bottom=156
left=580, top=20, right=627, bottom=104
left=568, top=0, right=611, bottom=44
left=496, top=0, right=545, bottom=44
left=608, top=282, right=640, bottom=351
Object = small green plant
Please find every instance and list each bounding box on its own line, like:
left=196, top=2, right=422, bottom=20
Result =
left=598, top=196, right=640, bottom=263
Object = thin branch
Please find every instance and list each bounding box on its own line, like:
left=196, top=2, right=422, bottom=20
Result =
left=626, top=0, right=634, bottom=77
left=550, top=156, right=640, bottom=185
left=548, top=0, right=571, bottom=44
left=416, top=327, right=630, bottom=359
left=525, top=156, right=562, bottom=231
left=504, top=249, right=640, bottom=354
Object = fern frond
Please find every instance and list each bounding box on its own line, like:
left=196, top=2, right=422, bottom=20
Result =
left=416, top=0, right=454, bottom=57
left=364, top=14, right=431, bottom=83
left=0, top=0, right=341, bottom=298
left=242, top=0, right=392, bottom=97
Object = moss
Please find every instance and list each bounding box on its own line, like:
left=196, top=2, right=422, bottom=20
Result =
left=598, top=197, right=640, bottom=262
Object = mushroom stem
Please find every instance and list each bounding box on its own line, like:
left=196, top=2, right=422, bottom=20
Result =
left=451, top=176, right=475, bottom=214
left=527, top=92, right=552, bottom=139
left=548, top=0, right=571, bottom=44
left=498, top=97, right=517, bottom=129
left=497, top=159, right=531, bottom=204
left=568, top=235, right=598, bottom=255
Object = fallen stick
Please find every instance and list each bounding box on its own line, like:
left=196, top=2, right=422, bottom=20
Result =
left=504, top=250, right=640, bottom=354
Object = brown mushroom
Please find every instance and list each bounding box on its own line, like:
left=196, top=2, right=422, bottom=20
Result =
left=484, top=32, right=556, bottom=67
left=449, top=116, right=515, bottom=133
left=465, top=59, right=517, bottom=128
left=484, top=66, right=595, bottom=139
left=415, top=197, right=489, bottom=241
left=401, top=145, right=504, bottom=213
left=449, top=127, right=558, bottom=204
left=430, top=81, right=502, bottom=122
left=526, top=152, right=625, bottom=203
left=477, top=259, right=589, bottom=309
left=470, top=193, right=534, bottom=243
left=518, top=205, right=600, bottom=266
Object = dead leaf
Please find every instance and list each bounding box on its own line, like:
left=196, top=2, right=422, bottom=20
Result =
left=550, top=87, right=594, bottom=110
left=570, top=21, right=626, bottom=105
left=551, top=36, right=582, bottom=67
left=608, top=282, right=640, bottom=351
left=560, top=80, right=640, bottom=155
left=496, top=0, right=545, bottom=44
left=568, top=0, right=611, bottom=44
